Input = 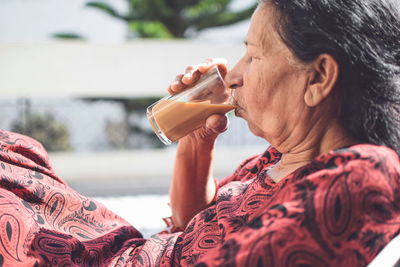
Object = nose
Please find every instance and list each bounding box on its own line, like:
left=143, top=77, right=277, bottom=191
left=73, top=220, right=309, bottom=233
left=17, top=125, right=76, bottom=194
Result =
left=224, top=66, right=243, bottom=90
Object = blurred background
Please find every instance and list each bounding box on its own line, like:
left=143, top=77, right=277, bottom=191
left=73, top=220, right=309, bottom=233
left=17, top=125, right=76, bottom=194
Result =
left=0, top=0, right=268, bottom=235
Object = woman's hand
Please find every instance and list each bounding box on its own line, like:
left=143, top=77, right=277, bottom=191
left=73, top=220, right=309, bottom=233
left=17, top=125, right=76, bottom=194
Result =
left=167, top=58, right=230, bottom=145
left=167, top=58, right=228, bottom=95
left=169, top=58, right=229, bottom=229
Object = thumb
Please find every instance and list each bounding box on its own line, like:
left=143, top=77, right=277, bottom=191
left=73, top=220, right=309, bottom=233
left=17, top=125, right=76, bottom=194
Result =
left=205, top=114, right=229, bottom=134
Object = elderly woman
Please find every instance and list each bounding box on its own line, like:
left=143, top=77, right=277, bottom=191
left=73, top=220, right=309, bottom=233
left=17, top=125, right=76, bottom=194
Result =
left=0, top=0, right=399, bottom=266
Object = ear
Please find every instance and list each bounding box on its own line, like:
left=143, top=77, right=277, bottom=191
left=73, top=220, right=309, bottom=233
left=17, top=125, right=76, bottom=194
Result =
left=304, top=54, right=339, bottom=107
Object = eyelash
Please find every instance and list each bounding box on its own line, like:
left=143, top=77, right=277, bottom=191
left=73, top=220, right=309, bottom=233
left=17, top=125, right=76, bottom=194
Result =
left=248, top=56, right=260, bottom=62
left=245, top=52, right=260, bottom=63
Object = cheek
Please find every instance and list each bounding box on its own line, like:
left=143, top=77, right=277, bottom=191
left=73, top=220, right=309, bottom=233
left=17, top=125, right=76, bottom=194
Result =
left=245, top=65, right=272, bottom=106
left=244, top=67, right=299, bottom=127
left=242, top=75, right=269, bottom=121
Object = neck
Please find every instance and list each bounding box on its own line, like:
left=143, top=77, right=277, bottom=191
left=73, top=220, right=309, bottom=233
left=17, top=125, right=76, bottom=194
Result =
left=268, top=120, right=358, bottom=182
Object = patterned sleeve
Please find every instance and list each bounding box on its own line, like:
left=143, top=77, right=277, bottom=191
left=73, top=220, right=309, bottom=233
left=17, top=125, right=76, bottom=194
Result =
left=192, top=146, right=400, bottom=267
left=0, top=130, right=147, bottom=266
left=163, top=153, right=265, bottom=233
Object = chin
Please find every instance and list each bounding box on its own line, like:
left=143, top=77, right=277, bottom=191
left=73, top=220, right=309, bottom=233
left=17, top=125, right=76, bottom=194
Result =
left=248, top=126, right=265, bottom=139
left=235, top=109, right=265, bottom=139
left=240, top=116, right=264, bottom=139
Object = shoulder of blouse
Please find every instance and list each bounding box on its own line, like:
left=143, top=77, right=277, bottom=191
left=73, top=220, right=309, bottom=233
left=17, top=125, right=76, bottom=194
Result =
left=314, top=144, right=399, bottom=168
left=288, top=143, right=400, bottom=184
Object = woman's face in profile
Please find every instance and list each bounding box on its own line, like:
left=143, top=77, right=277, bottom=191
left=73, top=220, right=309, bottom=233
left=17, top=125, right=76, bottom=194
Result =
left=227, top=4, right=311, bottom=143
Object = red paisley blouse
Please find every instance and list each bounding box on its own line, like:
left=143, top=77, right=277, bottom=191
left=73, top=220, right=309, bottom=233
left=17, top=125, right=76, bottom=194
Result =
left=0, top=129, right=399, bottom=266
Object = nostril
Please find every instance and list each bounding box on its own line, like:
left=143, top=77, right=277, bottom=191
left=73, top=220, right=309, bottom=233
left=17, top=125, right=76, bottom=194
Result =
left=225, top=72, right=243, bottom=89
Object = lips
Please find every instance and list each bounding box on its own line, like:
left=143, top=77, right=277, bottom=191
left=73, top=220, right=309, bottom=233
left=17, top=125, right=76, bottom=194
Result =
left=228, top=90, right=243, bottom=116
left=232, top=98, right=243, bottom=117
left=231, top=98, right=239, bottom=107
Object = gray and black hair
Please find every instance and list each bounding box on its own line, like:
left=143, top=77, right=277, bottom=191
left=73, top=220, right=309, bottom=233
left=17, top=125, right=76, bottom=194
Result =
left=261, top=0, right=400, bottom=153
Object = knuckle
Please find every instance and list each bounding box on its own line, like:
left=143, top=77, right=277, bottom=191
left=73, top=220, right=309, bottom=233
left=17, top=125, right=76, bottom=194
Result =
left=185, top=66, right=195, bottom=72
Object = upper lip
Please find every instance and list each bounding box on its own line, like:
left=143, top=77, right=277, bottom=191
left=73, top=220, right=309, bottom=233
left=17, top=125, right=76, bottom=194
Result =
left=233, top=97, right=241, bottom=108
left=230, top=97, right=239, bottom=107
left=232, top=97, right=240, bottom=109
left=229, top=90, right=240, bottom=107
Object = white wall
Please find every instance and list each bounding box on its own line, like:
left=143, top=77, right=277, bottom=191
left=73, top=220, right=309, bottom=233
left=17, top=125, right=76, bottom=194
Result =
left=0, top=41, right=245, bottom=97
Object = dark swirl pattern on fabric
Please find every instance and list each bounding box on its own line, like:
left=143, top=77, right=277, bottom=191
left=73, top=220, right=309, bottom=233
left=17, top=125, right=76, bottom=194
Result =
left=178, top=145, right=400, bottom=266
left=0, top=129, right=399, bottom=266
left=0, top=213, right=22, bottom=262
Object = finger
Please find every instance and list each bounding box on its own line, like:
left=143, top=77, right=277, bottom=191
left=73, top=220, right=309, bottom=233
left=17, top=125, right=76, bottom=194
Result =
left=168, top=74, right=186, bottom=94
left=198, top=58, right=228, bottom=78
left=184, top=64, right=200, bottom=73
left=182, top=69, right=201, bottom=85
left=182, top=64, right=202, bottom=84
left=205, top=114, right=228, bottom=134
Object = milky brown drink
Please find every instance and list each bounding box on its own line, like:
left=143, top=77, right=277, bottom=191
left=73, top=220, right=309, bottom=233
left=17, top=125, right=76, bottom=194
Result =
left=149, top=99, right=235, bottom=143
left=147, top=66, right=234, bottom=144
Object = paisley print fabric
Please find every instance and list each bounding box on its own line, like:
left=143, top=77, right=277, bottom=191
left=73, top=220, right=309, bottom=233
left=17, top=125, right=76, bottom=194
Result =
left=180, top=146, right=400, bottom=267
left=0, top=129, right=399, bottom=266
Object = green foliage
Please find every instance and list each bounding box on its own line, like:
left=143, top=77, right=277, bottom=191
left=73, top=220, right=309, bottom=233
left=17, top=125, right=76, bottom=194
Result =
left=11, top=113, right=72, bottom=152
left=86, top=0, right=257, bottom=38
left=51, top=33, right=85, bottom=40
left=86, top=2, right=127, bottom=19
left=129, top=21, right=173, bottom=39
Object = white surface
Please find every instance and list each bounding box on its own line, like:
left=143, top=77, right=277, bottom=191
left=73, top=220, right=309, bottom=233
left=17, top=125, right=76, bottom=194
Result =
left=49, top=146, right=264, bottom=183
left=0, top=41, right=244, bottom=97
left=367, top=234, right=400, bottom=267
left=94, top=194, right=170, bottom=238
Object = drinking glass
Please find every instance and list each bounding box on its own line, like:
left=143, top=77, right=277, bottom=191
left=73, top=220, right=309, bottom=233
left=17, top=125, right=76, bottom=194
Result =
left=147, top=66, right=235, bottom=145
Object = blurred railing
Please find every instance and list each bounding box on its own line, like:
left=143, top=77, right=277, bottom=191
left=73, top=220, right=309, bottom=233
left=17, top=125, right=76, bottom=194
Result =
left=0, top=96, right=267, bottom=153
